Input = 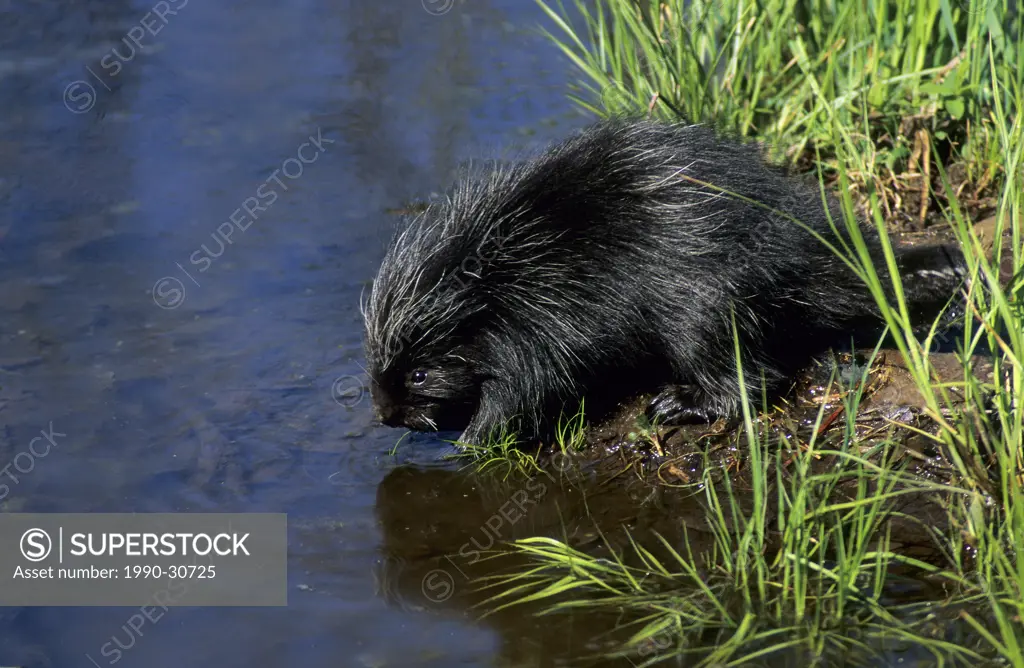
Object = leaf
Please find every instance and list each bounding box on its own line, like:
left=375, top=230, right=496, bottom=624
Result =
left=945, top=97, right=966, bottom=119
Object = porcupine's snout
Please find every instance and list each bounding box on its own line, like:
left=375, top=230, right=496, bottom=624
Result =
left=368, top=381, right=402, bottom=427
left=373, top=404, right=402, bottom=427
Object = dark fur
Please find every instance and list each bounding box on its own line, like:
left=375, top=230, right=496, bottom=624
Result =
left=361, top=118, right=965, bottom=446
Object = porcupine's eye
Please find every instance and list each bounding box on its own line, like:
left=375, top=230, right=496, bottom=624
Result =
left=410, top=369, right=427, bottom=386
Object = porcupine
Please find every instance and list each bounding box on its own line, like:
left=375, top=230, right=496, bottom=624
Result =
left=361, top=118, right=967, bottom=447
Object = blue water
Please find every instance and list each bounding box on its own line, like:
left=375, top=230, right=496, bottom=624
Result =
left=0, top=0, right=594, bottom=665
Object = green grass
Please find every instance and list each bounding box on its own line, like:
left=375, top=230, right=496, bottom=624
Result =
left=554, top=399, right=588, bottom=454
left=448, top=404, right=589, bottom=478
left=450, top=425, right=544, bottom=478
left=461, top=0, right=1024, bottom=665
left=477, top=326, right=1000, bottom=665
left=536, top=0, right=1018, bottom=223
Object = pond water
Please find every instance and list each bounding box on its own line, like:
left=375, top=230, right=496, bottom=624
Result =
left=0, top=0, right=659, bottom=665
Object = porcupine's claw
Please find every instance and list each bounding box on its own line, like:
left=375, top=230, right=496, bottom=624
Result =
left=644, top=384, right=724, bottom=426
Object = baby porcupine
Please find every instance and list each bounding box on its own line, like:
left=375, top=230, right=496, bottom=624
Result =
left=361, top=118, right=965, bottom=447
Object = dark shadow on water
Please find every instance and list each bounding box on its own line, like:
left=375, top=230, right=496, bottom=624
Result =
left=371, top=457, right=989, bottom=667
left=373, top=462, right=708, bottom=668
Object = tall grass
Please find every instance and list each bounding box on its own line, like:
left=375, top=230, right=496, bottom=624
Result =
left=481, top=333, right=990, bottom=665
left=839, top=51, right=1024, bottom=662
left=537, top=0, right=1018, bottom=221
left=472, top=0, right=1024, bottom=664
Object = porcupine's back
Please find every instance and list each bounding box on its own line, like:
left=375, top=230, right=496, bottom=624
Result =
left=364, top=118, right=960, bottom=442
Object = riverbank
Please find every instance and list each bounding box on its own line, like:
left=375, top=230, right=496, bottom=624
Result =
left=457, top=1, right=1024, bottom=665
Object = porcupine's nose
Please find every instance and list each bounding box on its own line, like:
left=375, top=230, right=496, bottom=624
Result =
left=374, top=404, right=401, bottom=427
left=369, top=384, right=399, bottom=426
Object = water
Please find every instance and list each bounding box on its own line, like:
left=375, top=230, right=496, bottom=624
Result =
left=0, top=0, right=613, bottom=665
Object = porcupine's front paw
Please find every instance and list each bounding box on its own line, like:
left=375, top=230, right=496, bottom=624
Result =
left=454, top=380, right=535, bottom=450
left=456, top=409, right=503, bottom=446
left=454, top=424, right=485, bottom=450
left=644, top=385, right=725, bottom=426
left=456, top=417, right=519, bottom=450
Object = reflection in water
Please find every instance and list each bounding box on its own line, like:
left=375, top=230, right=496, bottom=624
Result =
left=0, top=0, right=592, bottom=665
left=372, top=456, right=966, bottom=667
left=372, top=463, right=715, bottom=667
